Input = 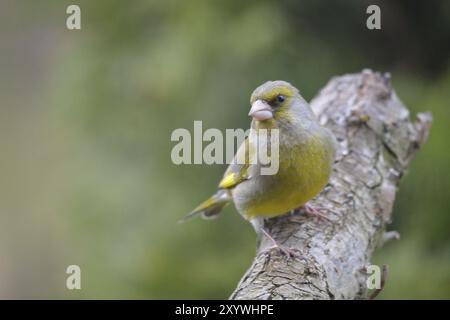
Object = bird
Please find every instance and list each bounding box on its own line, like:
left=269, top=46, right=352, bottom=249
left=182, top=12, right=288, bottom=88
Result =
left=181, top=80, right=336, bottom=256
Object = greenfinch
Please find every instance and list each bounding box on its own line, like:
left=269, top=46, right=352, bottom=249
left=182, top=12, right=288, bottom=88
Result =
left=182, top=81, right=336, bottom=253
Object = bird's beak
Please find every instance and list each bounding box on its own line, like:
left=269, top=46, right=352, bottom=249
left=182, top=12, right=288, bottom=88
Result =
left=249, top=100, right=273, bottom=121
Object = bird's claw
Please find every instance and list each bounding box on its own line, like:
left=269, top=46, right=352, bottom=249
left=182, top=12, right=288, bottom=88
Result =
left=291, top=203, right=332, bottom=222
left=260, top=228, right=300, bottom=259
left=262, top=244, right=300, bottom=259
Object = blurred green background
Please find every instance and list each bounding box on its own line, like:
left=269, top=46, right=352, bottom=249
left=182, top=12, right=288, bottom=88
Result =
left=0, top=0, right=449, bottom=299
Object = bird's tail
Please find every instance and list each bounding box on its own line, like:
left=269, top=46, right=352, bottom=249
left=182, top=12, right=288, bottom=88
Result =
left=178, top=189, right=231, bottom=223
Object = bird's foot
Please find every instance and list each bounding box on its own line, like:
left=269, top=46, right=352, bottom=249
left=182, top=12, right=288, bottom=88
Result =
left=260, top=228, right=300, bottom=258
left=264, top=244, right=300, bottom=258
left=291, top=203, right=332, bottom=222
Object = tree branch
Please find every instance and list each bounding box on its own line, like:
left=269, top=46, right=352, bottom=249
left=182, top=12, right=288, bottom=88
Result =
left=230, top=69, right=432, bottom=300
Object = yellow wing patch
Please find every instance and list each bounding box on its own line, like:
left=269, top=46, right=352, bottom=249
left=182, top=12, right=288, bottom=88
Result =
left=218, top=136, right=251, bottom=189
left=219, top=172, right=239, bottom=189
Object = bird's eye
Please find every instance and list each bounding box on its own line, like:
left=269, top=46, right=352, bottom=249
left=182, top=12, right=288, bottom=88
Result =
left=276, top=95, right=285, bottom=103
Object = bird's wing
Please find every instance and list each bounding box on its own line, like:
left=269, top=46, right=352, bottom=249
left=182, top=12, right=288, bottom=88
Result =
left=218, top=136, right=255, bottom=189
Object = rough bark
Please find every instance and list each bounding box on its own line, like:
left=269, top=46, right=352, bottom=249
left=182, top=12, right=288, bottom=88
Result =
left=230, top=69, right=432, bottom=300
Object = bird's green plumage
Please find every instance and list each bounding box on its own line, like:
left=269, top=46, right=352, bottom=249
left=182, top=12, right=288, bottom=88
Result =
left=183, top=80, right=336, bottom=223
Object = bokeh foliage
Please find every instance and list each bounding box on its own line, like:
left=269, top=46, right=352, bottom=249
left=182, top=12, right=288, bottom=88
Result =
left=0, top=0, right=449, bottom=298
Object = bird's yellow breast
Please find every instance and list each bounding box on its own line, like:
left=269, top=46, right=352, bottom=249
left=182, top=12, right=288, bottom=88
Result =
left=240, top=132, right=334, bottom=219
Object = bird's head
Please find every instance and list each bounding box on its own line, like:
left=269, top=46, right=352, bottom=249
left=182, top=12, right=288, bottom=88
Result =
left=249, top=80, right=301, bottom=122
